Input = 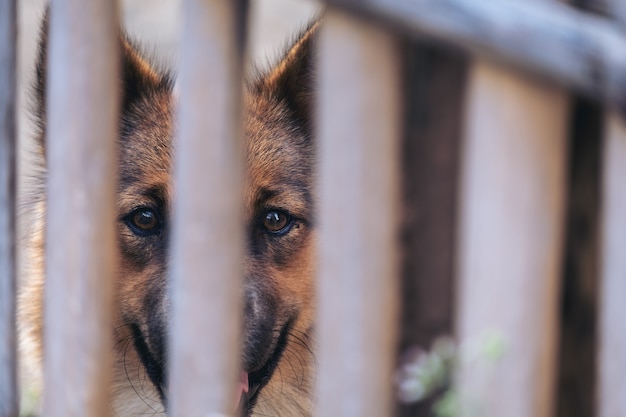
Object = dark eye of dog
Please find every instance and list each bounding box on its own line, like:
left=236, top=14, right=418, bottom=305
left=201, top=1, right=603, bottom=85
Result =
left=125, top=207, right=161, bottom=235
left=262, top=210, right=292, bottom=235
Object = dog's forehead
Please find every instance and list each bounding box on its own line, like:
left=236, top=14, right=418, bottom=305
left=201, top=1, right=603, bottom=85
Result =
left=244, top=93, right=313, bottom=193
left=119, top=91, right=174, bottom=181
left=245, top=93, right=312, bottom=172
left=118, top=88, right=313, bottom=207
left=120, top=89, right=310, bottom=162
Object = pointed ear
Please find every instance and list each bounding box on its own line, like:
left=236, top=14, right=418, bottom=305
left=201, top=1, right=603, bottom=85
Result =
left=33, top=14, right=169, bottom=154
left=119, top=37, right=170, bottom=109
left=257, top=20, right=320, bottom=134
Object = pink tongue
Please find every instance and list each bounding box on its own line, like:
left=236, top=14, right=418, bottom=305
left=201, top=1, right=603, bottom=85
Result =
left=235, top=371, right=249, bottom=409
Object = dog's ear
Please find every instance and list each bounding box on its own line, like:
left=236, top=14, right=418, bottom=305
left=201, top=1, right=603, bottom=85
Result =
left=119, top=38, right=170, bottom=109
left=33, top=15, right=168, bottom=155
left=256, top=20, right=320, bottom=135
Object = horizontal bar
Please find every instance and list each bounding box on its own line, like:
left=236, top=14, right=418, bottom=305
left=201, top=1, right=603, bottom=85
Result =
left=327, top=0, right=626, bottom=116
left=316, top=9, right=402, bottom=417
left=169, top=1, right=247, bottom=416
left=44, top=1, right=120, bottom=416
left=608, top=0, right=626, bottom=27
left=455, top=61, right=568, bottom=417
left=0, top=0, right=18, bottom=416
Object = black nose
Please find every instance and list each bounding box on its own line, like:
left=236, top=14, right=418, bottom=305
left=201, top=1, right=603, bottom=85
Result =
left=242, top=284, right=278, bottom=372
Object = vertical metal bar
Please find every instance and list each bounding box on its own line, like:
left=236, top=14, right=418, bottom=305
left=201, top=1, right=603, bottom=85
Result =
left=455, top=60, right=568, bottom=417
left=169, top=1, right=247, bottom=416
left=0, top=0, right=17, bottom=416
left=597, top=113, right=626, bottom=417
left=317, top=9, right=402, bottom=417
left=597, top=5, right=626, bottom=417
left=44, top=1, right=119, bottom=416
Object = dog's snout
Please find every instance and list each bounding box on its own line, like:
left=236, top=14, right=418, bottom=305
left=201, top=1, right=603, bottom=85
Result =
left=244, top=285, right=276, bottom=329
left=243, top=283, right=279, bottom=371
left=245, top=287, right=261, bottom=324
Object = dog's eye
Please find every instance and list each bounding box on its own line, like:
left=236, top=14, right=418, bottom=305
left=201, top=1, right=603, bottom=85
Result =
left=262, top=210, right=292, bottom=235
left=126, top=207, right=161, bottom=235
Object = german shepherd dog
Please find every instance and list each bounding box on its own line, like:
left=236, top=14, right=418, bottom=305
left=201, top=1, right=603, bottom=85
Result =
left=19, top=16, right=318, bottom=417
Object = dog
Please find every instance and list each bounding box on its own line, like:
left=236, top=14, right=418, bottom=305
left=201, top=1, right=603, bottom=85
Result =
left=19, top=16, right=319, bottom=417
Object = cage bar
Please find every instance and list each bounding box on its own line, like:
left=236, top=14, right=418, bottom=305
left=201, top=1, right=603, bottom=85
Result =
left=0, top=0, right=18, bottom=416
left=316, top=9, right=402, bottom=417
left=597, top=113, right=626, bottom=417
left=608, top=0, right=626, bottom=27
left=328, top=0, right=626, bottom=115
left=168, top=1, right=247, bottom=416
left=597, top=2, right=626, bottom=415
left=43, top=1, right=120, bottom=416
left=455, top=60, right=568, bottom=417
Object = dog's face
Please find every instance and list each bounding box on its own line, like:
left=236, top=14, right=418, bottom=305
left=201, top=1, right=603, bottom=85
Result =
left=31, top=22, right=318, bottom=417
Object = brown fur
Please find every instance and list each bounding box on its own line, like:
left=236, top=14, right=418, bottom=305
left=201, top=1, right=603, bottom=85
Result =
left=19, top=19, right=320, bottom=417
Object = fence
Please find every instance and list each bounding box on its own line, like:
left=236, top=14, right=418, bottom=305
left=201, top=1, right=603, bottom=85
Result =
left=1, top=0, right=625, bottom=416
